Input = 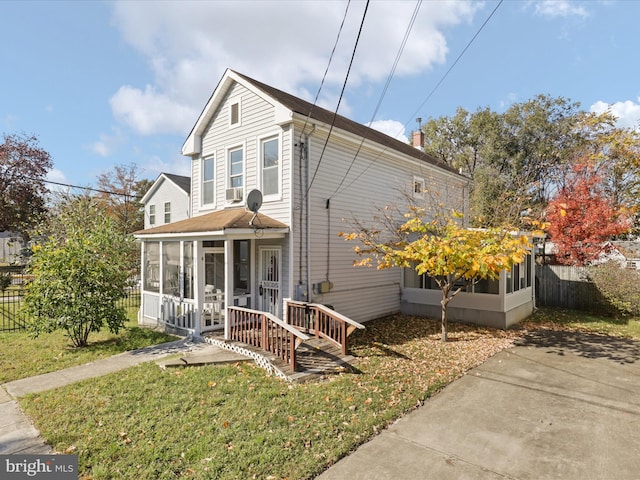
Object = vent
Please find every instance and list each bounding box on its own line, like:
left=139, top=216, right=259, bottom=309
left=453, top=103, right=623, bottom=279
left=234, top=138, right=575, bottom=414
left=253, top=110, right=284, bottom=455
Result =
left=225, top=187, right=243, bottom=202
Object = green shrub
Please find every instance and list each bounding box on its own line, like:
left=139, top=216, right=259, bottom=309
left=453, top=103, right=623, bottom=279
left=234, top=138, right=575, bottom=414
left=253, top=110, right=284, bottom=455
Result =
left=588, top=262, right=640, bottom=316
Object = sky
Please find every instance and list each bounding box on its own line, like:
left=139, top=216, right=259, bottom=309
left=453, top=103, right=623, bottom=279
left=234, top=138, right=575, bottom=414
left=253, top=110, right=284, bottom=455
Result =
left=2, top=0, right=640, bottom=191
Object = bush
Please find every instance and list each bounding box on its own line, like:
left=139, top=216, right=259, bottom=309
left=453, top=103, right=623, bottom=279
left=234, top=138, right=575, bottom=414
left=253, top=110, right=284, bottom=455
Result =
left=0, top=271, right=11, bottom=292
left=588, top=262, right=640, bottom=316
left=23, top=198, right=136, bottom=347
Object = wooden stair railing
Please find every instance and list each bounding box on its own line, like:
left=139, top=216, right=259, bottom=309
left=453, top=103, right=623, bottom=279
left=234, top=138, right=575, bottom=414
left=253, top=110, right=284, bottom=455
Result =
left=285, top=300, right=365, bottom=355
left=227, top=306, right=310, bottom=372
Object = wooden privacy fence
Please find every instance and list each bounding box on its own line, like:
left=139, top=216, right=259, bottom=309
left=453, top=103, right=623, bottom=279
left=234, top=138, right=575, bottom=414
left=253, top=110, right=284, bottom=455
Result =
left=535, top=264, right=608, bottom=312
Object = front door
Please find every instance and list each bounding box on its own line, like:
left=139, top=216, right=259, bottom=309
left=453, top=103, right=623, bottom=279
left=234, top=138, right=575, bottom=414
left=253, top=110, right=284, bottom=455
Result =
left=259, top=247, right=281, bottom=317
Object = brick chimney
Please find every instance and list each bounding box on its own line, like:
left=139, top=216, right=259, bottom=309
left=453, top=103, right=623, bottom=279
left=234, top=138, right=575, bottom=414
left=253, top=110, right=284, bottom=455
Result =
left=412, top=130, right=424, bottom=150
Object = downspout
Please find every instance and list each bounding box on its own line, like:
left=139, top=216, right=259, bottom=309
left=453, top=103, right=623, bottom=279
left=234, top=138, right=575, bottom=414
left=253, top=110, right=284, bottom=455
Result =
left=302, top=125, right=315, bottom=302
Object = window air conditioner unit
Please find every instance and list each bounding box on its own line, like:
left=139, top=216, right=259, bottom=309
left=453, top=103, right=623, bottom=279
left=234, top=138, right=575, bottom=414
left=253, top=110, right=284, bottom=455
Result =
left=226, top=187, right=243, bottom=202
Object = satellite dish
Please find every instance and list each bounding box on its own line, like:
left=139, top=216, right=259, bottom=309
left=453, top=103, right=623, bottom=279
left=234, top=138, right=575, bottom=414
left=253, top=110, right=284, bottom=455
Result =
left=246, top=189, right=263, bottom=213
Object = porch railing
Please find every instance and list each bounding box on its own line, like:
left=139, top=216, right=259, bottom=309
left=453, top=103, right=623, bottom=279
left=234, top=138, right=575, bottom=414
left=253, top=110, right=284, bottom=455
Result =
left=161, top=296, right=196, bottom=332
left=285, top=299, right=365, bottom=355
left=227, top=306, right=310, bottom=372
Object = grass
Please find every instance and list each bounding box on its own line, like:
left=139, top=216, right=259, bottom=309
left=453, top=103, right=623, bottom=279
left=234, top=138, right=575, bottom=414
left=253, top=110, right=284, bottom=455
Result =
left=0, top=307, right=177, bottom=384
left=16, top=308, right=640, bottom=479
left=523, top=307, right=640, bottom=339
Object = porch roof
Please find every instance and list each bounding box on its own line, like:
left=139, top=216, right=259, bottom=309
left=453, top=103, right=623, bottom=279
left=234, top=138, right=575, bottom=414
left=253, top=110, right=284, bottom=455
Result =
left=134, top=208, right=289, bottom=238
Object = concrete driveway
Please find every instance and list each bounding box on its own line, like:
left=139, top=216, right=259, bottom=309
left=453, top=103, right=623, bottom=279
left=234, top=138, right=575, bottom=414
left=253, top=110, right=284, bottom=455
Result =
left=318, top=329, right=640, bottom=480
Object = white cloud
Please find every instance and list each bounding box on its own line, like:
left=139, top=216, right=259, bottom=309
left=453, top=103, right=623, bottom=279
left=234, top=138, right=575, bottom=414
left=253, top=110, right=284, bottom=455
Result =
left=109, top=0, right=480, bottom=136
left=140, top=155, right=191, bottom=180
left=590, top=98, right=640, bottom=129
left=367, top=119, right=408, bottom=143
left=89, top=128, right=125, bottom=157
left=534, top=0, right=589, bottom=18
left=110, top=85, right=197, bottom=136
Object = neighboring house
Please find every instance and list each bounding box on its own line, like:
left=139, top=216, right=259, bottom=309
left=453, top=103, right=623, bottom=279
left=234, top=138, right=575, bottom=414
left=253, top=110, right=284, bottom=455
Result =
left=599, top=240, right=640, bottom=270
left=0, top=232, right=25, bottom=265
left=141, top=173, right=191, bottom=229
left=135, top=69, right=534, bottom=336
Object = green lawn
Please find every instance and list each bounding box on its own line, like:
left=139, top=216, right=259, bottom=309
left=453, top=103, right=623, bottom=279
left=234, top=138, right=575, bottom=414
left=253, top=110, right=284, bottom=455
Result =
left=0, top=307, right=177, bottom=383
left=16, top=308, right=640, bottom=479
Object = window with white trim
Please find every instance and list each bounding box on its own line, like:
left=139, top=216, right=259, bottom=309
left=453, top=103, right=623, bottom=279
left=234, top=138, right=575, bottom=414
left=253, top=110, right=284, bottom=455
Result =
left=261, top=136, right=280, bottom=196
left=229, top=147, right=244, bottom=189
left=413, top=176, right=425, bottom=196
left=202, top=156, right=215, bottom=206
left=149, top=204, right=156, bottom=225
left=164, top=201, right=171, bottom=224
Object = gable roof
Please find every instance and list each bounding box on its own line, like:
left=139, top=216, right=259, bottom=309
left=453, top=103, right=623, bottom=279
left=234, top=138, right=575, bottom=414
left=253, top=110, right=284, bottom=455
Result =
left=611, top=240, right=640, bottom=259
left=183, top=69, right=458, bottom=175
left=134, top=208, right=288, bottom=237
left=141, top=172, right=191, bottom=205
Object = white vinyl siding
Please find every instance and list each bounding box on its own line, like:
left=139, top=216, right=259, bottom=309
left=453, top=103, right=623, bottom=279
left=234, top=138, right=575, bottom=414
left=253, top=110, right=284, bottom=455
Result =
left=292, top=123, right=468, bottom=323
left=194, top=82, right=291, bottom=220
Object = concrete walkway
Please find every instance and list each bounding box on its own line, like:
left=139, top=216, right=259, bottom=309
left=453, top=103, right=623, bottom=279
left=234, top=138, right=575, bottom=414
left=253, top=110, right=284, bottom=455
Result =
left=318, top=330, right=640, bottom=480
left=0, top=338, right=246, bottom=455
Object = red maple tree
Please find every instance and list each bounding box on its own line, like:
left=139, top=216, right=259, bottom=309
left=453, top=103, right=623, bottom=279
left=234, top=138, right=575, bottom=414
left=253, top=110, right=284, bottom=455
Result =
left=546, top=164, right=630, bottom=265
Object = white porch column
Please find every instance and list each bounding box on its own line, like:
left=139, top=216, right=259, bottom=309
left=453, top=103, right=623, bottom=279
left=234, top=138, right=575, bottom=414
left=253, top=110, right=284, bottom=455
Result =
left=193, top=240, right=203, bottom=337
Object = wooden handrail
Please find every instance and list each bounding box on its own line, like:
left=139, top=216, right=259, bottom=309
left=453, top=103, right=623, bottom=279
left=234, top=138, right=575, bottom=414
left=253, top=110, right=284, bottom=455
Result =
left=227, top=306, right=310, bottom=371
left=285, top=300, right=364, bottom=355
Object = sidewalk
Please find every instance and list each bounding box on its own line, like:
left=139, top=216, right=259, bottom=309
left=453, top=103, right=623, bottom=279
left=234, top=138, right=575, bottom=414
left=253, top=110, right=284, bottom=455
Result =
left=0, top=338, right=246, bottom=455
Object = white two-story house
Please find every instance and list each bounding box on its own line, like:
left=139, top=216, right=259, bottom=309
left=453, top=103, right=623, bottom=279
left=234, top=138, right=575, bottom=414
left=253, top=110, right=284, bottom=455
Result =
left=141, top=173, right=191, bottom=230
left=135, top=69, right=534, bottom=337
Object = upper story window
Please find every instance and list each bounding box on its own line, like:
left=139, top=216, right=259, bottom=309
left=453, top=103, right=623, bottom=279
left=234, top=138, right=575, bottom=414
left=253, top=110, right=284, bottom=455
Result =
left=202, top=156, right=215, bottom=206
left=164, top=201, right=171, bottom=224
left=229, top=101, right=241, bottom=127
left=261, top=136, right=280, bottom=197
left=229, top=147, right=244, bottom=189
left=149, top=204, right=156, bottom=225
left=413, top=176, right=425, bottom=196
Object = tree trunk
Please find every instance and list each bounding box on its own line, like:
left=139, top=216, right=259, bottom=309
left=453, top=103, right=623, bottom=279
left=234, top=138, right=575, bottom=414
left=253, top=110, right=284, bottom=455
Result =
left=441, top=294, right=450, bottom=342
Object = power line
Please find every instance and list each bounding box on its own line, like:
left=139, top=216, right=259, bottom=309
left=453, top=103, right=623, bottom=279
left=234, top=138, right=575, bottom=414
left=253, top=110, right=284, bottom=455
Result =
left=333, top=0, right=503, bottom=196
left=330, top=0, right=422, bottom=198
left=307, top=0, right=371, bottom=194
left=298, top=0, right=352, bottom=145
left=26, top=176, right=143, bottom=200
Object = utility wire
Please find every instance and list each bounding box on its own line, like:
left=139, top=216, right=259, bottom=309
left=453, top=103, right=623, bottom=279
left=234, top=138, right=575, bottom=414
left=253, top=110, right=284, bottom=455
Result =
left=334, top=0, right=503, bottom=196
left=307, top=0, right=370, bottom=194
left=298, top=0, right=352, bottom=145
left=330, top=0, right=422, bottom=198
left=26, top=176, right=143, bottom=199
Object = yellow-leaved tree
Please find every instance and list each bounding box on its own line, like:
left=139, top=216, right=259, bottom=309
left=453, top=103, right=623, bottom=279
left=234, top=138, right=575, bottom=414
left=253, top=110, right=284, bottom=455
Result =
left=341, top=205, right=534, bottom=341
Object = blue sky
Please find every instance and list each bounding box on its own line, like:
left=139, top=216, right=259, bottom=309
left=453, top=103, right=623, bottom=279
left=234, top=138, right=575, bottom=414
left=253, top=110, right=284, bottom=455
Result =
left=2, top=0, right=639, bottom=190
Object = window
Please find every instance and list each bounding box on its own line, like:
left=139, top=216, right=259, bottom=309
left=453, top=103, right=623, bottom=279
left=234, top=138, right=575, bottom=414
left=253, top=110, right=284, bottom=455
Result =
left=143, top=242, right=160, bottom=292
left=261, top=136, right=279, bottom=196
left=149, top=204, right=156, bottom=225
left=162, top=242, right=180, bottom=297
left=202, top=156, right=215, bottom=205
left=234, top=240, right=250, bottom=294
left=230, top=101, right=240, bottom=126
left=164, top=202, right=171, bottom=224
left=413, top=176, right=425, bottom=196
left=229, top=147, right=244, bottom=189
left=183, top=241, right=194, bottom=300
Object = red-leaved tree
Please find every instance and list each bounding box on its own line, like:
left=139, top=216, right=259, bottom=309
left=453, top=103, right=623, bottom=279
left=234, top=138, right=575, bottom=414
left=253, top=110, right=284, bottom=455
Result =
left=546, top=164, right=630, bottom=265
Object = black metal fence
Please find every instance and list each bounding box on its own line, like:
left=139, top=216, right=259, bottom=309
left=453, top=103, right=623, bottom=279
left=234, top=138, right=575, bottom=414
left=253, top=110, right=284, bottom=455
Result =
left=0, top=265, right=141, bottom=333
